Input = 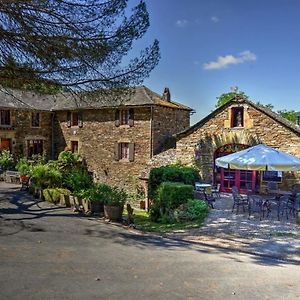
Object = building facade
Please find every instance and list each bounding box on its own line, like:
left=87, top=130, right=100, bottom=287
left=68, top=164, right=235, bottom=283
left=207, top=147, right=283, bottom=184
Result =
left=175, top=97, right=300, bottom=192
left=0, top=86, right=191, bottom=190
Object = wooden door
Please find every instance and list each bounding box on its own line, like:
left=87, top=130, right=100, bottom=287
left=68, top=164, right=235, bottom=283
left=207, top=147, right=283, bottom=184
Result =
left=0, top=139, right=11, bottom=151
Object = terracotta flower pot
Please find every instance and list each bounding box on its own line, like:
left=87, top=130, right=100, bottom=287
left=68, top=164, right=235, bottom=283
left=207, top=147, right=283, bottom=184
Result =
left=104, top=205, right=123, bottom=221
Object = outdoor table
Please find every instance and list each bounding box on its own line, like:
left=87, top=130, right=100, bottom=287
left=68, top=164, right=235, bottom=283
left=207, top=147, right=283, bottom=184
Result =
left=195, top=183, right=212, bottom=192
left=267, top=190, right=293, bottom=220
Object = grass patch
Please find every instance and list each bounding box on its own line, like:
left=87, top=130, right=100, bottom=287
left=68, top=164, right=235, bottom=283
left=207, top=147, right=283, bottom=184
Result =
left=124, top=208, right=204, bottom=233
left=270, top=231, right=298, bottom=237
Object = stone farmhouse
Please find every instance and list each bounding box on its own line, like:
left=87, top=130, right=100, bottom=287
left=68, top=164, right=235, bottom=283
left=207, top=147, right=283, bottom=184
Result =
left=0, top=86, right=192, bottom=190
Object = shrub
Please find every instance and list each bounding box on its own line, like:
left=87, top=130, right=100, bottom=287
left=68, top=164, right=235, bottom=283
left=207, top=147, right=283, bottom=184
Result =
left=175, top=199, right=208, bottom=222
left=43, top=188, right=71, bottom=204
left=104, top=186, right=127, bottom=207
left=30, top=164, right=62, bottom=188
left=0, top=150, right=14, bottom=171
left=148, top=165, right=199, bottom=199
left=81, top=183, right=112, bottom=203
left=63, top=169, right=92, bottom=193
left=58, top=150, right=82, bottom=171
left=156, top=182, right=194, bottom=211
left=16, top=158, right=31, bottom=176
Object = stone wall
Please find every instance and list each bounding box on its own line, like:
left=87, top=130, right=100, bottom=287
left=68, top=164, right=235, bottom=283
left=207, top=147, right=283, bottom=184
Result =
left=176, top=102, right=300, bottom=189
left=152, top=106, right=190, bottom=155
left=0, top=109, right=53, bottom=158
left=54, top=107, right=152, bottom=191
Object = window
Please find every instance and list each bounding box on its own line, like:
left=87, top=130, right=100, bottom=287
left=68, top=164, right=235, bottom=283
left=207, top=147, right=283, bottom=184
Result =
left=115, top=109, right=134, bottom=127
left=72, top=112, right=79, bottom=126
left=0, top=138, right=11, bottom=151
left=120, top=143, right=129, bottom=159
left=114, top=142, right=134, bottom=162
left=67, top=111, right=83, bottom=128
left=231, top=107, right=244, bottom=127
left=27, top=140, right=43, bottom=157
left=31, top=112, right=40, bottom=127
left=120, top=110, right=129, bottom=125
left=0, top=110, right=10, bottom=126
left=71, top=141, right=79, bottom=153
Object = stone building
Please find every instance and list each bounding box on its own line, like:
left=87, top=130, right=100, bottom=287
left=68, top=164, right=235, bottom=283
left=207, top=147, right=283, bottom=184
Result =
left=0, top=86, right=192, bottom=190
left=175, top=96, right=300, bottom=192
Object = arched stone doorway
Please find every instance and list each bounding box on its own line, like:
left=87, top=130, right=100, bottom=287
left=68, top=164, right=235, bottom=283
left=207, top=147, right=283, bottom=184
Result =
left=214, top=144, right=257, bottom=193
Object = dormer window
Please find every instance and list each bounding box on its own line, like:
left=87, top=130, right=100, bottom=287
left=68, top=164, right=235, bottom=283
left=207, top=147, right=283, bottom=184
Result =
left=231, top=107, right=244, bottom=128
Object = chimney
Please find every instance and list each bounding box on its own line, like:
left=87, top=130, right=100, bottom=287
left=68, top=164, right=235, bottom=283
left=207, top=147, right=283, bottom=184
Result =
left=162, top=87, right=171, bottom=101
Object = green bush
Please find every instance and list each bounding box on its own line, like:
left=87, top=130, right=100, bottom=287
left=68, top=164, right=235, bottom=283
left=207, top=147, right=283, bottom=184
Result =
left=16, top=158, right=31, bottom=176
left=175, top=199, right=208, bottom=222
left=0, top=150, right=14, bottom=171
left=30, top=164, right=62, bottom=188
left=43, top=188, right=71, bottom=204
left=104, top=186, right=127, bottom=207
left=81, top=183, right=112, bottom=203
left=156, top=182, right=194, bottom=211
left=148, top=165, right=199, bottom=199
left=63, top=169, right=92, bottom=193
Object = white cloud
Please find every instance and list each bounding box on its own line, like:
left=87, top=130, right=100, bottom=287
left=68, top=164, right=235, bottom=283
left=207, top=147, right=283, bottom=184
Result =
left=211, top=16, right=219, bottom=23
left=203, top=50, right=257, bottom=70
left=175, top=19, right=188, bottom=28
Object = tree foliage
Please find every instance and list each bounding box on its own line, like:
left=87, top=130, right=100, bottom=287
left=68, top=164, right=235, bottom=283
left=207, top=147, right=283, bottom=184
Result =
left=277, top=110, right=298, bottom=123
left=0, top=0, right=160, bottom=93
left=215, top=91, right=248, bottom=108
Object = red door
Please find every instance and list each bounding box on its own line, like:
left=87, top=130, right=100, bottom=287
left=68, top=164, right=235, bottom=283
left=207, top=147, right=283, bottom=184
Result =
left=0, top=138, right=11, bottom=151
left=221, top=168, right=256, bottom=193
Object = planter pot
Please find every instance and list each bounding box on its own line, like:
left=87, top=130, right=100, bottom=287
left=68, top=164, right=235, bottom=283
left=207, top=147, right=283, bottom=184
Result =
left=90, top=201, right=104, bottom=214
left=104, top=205, right=123, bottom=221
left=82, top=199, right=91, bottom=213
left=69, top=195, right=75, bottom=206
left=60, top=194, right=71, bottom=207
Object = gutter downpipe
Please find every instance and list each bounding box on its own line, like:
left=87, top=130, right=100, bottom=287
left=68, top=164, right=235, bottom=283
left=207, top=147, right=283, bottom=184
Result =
left=51, top=112, right=55, bottom=160
left=150, top=105, right=154, bottom=158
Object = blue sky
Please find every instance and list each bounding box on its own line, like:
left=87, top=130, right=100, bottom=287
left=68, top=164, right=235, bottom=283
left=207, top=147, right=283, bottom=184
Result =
left=128, top=0, right=300, bottom=124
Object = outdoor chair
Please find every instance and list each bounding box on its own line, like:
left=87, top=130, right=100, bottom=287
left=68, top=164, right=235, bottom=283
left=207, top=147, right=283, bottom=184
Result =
left=211, top=183, right=221, bottom=199
left=194, top=190, right=215, bottom=209
left=277, top=195, right=296, bottom=220
left=248, top=195, right=270, bottom=220
left=232, top=186, right=248, bottom=214
left=267, top=181, right=278, bottom=192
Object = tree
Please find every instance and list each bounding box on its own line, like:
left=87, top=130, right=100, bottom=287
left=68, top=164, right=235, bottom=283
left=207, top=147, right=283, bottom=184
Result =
left=0, top=0, right=160, bottom=94
left=277, top=110, right=298, bottom=123
left=215, top=90, right=248, bottom=108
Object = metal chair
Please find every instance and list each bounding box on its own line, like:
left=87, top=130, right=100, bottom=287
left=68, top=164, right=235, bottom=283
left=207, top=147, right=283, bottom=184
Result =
left=232, top=186, right=248, bottom=214
left=277, top=195, right=296, bottom=220
left=211, top=183, right=221, bottom=199
left=248, top=195, right=270, bottom=220
left=194, top=190, right=215, bottom=209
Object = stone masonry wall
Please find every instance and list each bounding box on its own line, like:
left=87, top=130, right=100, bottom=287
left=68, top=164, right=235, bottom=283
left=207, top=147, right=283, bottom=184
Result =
left=0, top=109, right=52, bottom=158
left=152, top=106, right=190, bottom=155
left=176, top=103, right=300, bottom=190
left=54, top=107, right=152, bottom=191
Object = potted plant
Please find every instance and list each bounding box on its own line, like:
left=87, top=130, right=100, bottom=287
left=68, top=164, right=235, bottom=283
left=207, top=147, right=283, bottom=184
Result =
left=103, top=186, right=127, bottom=221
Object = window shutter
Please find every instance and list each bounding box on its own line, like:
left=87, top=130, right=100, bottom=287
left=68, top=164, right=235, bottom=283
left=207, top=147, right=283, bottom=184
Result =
left=78, top=111, right=83, bottom=128
left=114, top=143, right=120, bottom=161
left=115, top=109, right=120, bottom=127
left=67, top=111, right=71, bottom=127
left=129, top=108, right=134, bottom=127
left=129, top=143, right=135, bottom=162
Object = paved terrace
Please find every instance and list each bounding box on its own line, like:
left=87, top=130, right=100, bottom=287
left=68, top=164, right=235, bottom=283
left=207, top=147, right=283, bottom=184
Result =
left=165, top=193, right=300, bottom=262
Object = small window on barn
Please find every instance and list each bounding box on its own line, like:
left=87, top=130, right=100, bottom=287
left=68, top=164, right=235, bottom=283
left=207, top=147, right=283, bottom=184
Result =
left=231, top=107, right=244, bottom=128
left=114, top=142, right=134, bottom=162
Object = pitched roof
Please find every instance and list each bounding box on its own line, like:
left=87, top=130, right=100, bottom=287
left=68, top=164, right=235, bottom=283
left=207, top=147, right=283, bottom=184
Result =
left=176, top=97, right=300, bottom=138
left=0, top=86, right=192, bottom=111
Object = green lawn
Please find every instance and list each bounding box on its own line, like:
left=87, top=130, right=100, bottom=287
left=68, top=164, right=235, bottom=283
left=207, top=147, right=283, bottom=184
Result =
left=124, top=208, right=204, bottom=233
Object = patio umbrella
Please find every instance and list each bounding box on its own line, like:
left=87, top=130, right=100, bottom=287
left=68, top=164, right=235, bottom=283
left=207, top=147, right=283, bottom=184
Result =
left=215, top=144, right=300, bottom=171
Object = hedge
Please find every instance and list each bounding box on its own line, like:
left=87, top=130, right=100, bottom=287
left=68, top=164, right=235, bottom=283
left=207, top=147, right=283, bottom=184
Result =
left=43, top=188, right=71, bottom=204
left=148, top=165, right=199, bottom=199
